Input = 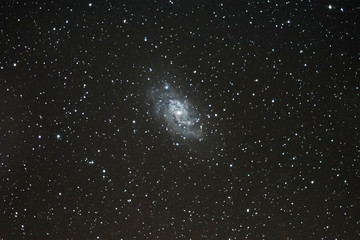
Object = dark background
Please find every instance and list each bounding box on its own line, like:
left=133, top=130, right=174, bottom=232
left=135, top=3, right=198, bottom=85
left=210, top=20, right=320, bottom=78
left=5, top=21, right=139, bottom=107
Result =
left=1, top=0, right=359, bottom=239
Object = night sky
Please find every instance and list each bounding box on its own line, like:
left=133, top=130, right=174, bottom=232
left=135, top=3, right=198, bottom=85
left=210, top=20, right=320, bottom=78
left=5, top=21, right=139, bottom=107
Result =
left=1, top=0, right=359, bottom=239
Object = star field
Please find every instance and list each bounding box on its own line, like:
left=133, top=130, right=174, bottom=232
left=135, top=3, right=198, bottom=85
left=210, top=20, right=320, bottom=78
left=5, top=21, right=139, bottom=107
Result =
left=1, top=0, right=359, bottom=239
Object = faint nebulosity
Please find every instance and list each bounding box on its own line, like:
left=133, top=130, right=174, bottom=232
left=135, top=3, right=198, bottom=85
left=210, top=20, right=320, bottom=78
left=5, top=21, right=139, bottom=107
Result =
left=1, top=0, right=359, bottom=239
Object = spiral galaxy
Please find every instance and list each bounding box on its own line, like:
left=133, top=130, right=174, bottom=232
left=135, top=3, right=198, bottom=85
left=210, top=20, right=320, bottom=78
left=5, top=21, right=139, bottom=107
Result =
left=150, top=83, right=203, bottom=140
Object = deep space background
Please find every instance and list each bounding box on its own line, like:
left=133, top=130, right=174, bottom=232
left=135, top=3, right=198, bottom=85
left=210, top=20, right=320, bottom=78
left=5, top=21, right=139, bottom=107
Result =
left=1, top=0, right=360, bottom=239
